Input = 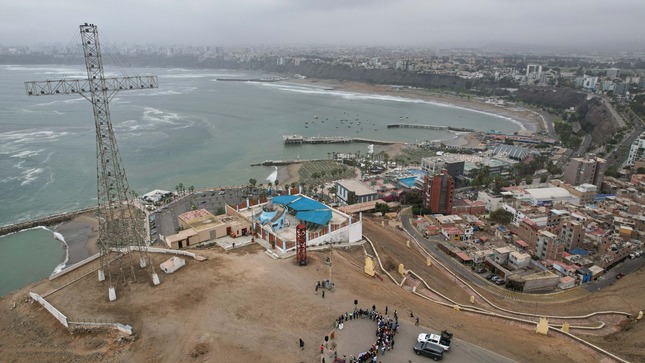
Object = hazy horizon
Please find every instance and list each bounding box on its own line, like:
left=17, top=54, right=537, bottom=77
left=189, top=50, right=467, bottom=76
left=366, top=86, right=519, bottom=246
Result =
left=1, top=0, right=645, bottom=52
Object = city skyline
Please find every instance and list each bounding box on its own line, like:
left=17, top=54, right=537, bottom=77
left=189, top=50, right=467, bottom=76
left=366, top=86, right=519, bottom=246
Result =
left=1, top=0, right=645, bottom=51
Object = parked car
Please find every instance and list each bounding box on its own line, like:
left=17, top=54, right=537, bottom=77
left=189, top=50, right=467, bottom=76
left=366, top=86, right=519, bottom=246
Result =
left=417, top=331, right=452, bottom=351
left=485, top=273, right=495, bottom=280
left=491, top=276, right=505, bottom=285
left=413, top=341, right=444, bottom=361
left=476, top=266, right=487, bottom=273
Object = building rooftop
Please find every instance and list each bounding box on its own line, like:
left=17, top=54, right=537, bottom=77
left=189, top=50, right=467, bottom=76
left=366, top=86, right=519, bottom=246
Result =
left=337, top=179, right=377, bottom=196
left=525, top=187, right=573, bottom=200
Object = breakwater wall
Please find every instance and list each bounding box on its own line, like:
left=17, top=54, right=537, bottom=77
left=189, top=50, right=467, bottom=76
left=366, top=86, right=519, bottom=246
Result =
left=0, top=207, right=95, bottom=237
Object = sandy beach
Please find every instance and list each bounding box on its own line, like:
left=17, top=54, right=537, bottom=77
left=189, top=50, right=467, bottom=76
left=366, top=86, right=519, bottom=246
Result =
left=54, top=214, right=99, bottom=266
left=291, top=78, right=543, bottom=134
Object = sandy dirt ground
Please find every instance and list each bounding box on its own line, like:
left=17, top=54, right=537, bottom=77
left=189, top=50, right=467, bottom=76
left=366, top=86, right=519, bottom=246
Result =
left=2, top=215, right=643, bottom=362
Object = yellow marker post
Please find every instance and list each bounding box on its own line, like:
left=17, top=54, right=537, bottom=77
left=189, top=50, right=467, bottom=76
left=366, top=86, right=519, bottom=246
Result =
left=406, top=239, right=410, bottom=248
left=453, top=305, right=460, bottom=311
left=469, top=296, right=475, bottom=304
left=364, top=256, right=375, bottom=277
left=398, top=263, right=405, bottom=276
left=536, top=317, right=549, bottom=335
left=426, top=257, right=432, bottom=267
left=637, top=311, right=643, bottom=321
left=562, top=322, right=570, bottom=333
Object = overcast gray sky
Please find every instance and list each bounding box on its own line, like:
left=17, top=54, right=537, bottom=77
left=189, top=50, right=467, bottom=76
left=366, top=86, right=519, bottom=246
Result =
left=2, top=0, right=644, bottom=50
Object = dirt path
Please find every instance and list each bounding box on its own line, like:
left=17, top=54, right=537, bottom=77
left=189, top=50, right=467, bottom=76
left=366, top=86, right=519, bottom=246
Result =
left=1, top=218, right=642, bottom=362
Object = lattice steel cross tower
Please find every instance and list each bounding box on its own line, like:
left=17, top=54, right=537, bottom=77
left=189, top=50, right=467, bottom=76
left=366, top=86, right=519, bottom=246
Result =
left=25, top=23, right=160, bottom=301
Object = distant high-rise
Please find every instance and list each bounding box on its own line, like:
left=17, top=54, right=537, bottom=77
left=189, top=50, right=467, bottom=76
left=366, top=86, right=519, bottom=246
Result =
left=423, top=169, right=454, bottom=214
left=606, top=68, right=621, bottom=79
left=563, top=154, right=607, bottom=188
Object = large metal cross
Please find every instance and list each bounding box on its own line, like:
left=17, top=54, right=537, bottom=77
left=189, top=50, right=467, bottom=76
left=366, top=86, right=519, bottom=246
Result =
left=24, top=23, right=160, bottom=301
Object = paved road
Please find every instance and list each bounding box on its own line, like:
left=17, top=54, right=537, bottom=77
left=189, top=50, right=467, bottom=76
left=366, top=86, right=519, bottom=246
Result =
left=331, top=316, right=516, bottom=363
left=400, top=214, right=487, bottom=289
left=583, top=254, right=645, bottom=292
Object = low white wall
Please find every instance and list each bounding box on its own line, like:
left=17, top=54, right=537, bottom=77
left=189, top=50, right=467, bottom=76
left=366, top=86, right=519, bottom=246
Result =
left=30, top=292, right=68, bottom=328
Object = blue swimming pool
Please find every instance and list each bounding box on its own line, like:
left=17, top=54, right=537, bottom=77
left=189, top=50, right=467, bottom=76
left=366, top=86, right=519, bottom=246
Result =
left=399, top=176, right=418, bottom=188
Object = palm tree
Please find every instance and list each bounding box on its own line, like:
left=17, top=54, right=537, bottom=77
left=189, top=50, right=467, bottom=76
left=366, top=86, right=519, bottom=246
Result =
left=188, top=185, right=195, bottom=194
left=178, top=182, right=184, bottom=196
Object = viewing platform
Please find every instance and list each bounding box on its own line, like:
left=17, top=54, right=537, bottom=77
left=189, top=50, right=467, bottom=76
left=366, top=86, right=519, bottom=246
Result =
left=283, top=135, right=399, bottom=145
left=387, top=123, right=475, bottom=132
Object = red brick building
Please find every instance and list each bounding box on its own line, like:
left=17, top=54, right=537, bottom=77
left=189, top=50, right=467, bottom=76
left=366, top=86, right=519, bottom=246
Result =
left=423, top=169, right=454, bottom=214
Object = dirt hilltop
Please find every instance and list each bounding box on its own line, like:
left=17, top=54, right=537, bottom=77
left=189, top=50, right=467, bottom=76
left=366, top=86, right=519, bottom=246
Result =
left=1, top=216, right=644, bottom=362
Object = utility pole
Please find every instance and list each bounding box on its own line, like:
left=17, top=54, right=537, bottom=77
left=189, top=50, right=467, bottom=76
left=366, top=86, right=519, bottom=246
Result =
left=25, top=23, right=160, bottom=301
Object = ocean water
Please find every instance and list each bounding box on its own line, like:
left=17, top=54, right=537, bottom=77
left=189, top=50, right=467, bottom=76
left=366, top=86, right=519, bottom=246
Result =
left=0, top=227, right=65, bottom=296
left=0, top=65, right=523, bottom=294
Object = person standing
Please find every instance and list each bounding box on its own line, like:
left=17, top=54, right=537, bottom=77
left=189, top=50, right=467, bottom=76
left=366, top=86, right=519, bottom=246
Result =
left=299, top=338, right=304, bottom=351
left=415, top=317, right=419, bottom=326
left=322, top=290, right=325, bottom=298
left=385, top=305, right=388, bottom=315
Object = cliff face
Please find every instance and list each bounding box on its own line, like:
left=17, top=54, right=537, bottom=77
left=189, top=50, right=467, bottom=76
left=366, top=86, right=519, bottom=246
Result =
left=514, top=87, right=587, bottom=109
left=514, top=88, right=617, bottom=145
left=578, top=99, right=618, bottom=144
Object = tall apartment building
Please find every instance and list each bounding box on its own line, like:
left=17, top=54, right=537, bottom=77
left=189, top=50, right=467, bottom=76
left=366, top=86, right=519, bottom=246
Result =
left=563, top=154, right=607, bottom=188
left=559, top=221, right=584, bottom=250
left=515, top=218, right=540, bottom=254
left=423, top=169, right=454, bottom=214
left=536, top=230, right=564, bottom=261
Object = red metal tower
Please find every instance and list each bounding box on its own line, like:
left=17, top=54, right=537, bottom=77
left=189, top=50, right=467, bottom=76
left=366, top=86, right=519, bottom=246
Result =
left=296, top=223, right=307, bottom=265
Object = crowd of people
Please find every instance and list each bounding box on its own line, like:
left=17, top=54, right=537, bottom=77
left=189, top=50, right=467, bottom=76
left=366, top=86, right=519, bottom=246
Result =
left=326, top=305, right=400, bottom=363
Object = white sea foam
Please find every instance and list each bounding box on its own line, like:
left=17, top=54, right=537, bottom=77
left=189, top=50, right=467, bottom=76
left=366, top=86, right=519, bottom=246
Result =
left=32, top=97, right=85, bottom=107
left=0, top=130, right=69, bottom=155
left=10, top=149, right=45, bottom=159
left=20, top=168, right=44, bottom=186
left=257, top=82, right=527, bottom=130
left=50, top=230, right=69, bottom=274
left=142, top=107, right=183, bottom=126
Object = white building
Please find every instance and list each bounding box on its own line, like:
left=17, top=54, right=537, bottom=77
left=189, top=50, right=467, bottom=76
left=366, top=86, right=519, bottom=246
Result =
left=336, top=179, right=378, bottom=205
left=626, top=131, right=645, bottom=166
left=508, top=251, right=532, bottom=269
left=523, top=187, right=579, bottom=206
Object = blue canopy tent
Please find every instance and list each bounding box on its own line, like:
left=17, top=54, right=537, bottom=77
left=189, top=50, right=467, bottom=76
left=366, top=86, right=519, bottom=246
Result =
left=271, top=195, right=332, bottom=226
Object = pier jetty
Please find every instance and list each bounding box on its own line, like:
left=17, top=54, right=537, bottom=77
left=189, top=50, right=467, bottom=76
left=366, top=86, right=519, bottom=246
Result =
left=387, top=123, right=475, bottom=132
left=250, top=159, right=323, bottom=166
left=283, top=135, right=399, bottom=145
left=216, top=78, right=281, bottom=82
